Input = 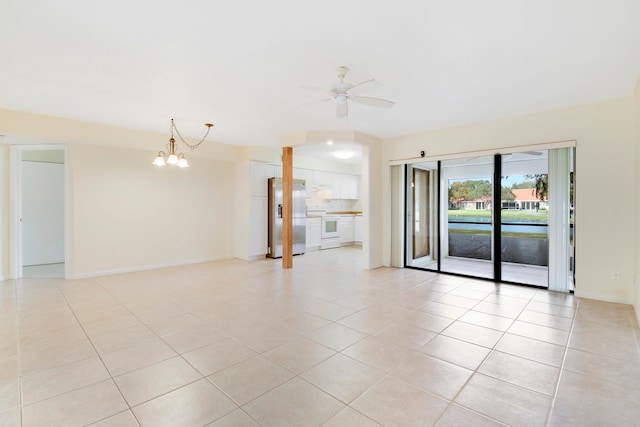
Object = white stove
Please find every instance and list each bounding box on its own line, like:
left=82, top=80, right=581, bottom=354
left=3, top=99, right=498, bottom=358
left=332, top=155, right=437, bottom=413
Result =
left=320, top=215, right=341, bottom=249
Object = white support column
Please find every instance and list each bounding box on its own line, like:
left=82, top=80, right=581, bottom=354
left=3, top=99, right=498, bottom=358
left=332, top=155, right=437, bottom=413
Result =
left=548, top=148, right=571, bottom=292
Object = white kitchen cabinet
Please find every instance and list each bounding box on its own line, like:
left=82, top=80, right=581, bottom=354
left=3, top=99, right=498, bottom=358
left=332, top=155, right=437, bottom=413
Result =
left=294, top=168, right=314, bottom=198
left=331, top=174, right=345, bottom=199
left=354, top=215, right=363, bottom=244
left=340, top=215, right=355, bottom=244
left=250, top=161, right=268, bottom=197
left=325, top=172, right=360, bottom=200
left=250, top=196, right=268, bottom=257
left=313, top=170, right=332, bottom=188
left=266, top=164, right=282, bottom=179
left=335, top=173, right=359, bottom=199
left=306, top=217, right=321, bottom=250
left=345, top=174, right=359, bottom=199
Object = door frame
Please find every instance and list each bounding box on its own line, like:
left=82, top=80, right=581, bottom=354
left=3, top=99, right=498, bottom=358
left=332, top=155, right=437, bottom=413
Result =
left=9, top=145, right=69, bottom=279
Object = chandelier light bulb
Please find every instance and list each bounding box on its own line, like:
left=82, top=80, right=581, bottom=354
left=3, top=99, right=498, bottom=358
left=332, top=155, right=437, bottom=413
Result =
left=167, top=154, right=179, bottom=165
left=177, top=158, right=189, bottom=168
left=153, top=155, right=166, bottom=166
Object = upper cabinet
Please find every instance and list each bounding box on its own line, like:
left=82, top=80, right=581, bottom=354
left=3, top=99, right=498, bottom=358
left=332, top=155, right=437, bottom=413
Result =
left=313, top=170, right=333, bottom=188
left=266, top=164, right=282, bottom=179
left=331, top=173, right=360, bottom=199
left=293, top=168, right=314, bottom=198
left=252, top=161, right=360, bottom=200
left=250, top=161, right=268, bottom=197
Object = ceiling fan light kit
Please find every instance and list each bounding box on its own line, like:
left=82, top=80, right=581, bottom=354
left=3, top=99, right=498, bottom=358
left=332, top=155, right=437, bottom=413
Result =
left=300, top=66, right=395, bottom=118
left=153, top=119, right=214, bottom=168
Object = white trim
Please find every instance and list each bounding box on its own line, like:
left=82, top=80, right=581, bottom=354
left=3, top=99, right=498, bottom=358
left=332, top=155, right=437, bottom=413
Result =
left=389, top=140, right=577, bottom=166
left=574, top=290, right=633, bottom=305
left=9, top=145, right=68, bottom=279
left=66, top=255, right=232, bottom=279
left=0, top=276, right=5, bottom=282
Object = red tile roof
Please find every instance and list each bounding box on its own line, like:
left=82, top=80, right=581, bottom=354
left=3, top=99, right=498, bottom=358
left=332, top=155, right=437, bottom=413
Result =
left=510, top=188, right=546, bottom=201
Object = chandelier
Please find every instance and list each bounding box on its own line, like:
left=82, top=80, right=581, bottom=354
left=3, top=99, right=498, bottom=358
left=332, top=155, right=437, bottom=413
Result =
left=153, top=118, right=214, bottom=168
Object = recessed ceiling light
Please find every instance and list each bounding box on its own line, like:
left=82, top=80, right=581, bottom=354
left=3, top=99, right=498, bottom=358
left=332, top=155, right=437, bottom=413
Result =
left=334, top=150, right=355, bottom=160
left=326, top=140, right=334, bottom=145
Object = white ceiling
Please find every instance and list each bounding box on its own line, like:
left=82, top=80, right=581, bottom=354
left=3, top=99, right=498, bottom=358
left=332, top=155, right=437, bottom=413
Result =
left=2, top=1, right=640, bottom=150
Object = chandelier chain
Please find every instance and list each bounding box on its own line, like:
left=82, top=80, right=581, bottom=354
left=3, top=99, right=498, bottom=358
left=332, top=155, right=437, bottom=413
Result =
left=171, top=119, right=211, bottom=151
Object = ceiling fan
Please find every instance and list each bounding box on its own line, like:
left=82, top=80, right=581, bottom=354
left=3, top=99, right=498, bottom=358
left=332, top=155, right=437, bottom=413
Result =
left=299, top=66, right=395, bottom=118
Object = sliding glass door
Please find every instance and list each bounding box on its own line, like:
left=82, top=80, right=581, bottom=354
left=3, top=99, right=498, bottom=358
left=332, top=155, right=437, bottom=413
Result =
left=404, top=148, right=574, bottom=289
left=440, top=156, right=495, bottom=279
left=500, top=151, right=549, bottom=286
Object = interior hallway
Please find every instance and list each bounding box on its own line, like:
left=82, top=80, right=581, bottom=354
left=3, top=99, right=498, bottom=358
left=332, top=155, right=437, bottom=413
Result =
left=0, top=247, right=638, bottom=426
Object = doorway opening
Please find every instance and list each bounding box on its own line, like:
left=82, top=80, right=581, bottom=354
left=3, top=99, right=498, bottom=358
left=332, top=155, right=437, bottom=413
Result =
left=10, top=145, right=67, bottom=279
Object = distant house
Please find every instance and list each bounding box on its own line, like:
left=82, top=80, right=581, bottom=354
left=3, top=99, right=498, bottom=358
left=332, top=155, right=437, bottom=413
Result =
left=503, top=188, right=548, bottom=210
left=459, top=199, right=491, bottom=210
left=455, top=188, right=547, bottom=210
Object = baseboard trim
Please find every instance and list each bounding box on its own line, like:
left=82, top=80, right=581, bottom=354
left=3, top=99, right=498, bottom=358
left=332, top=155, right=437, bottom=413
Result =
left=573, top=289, right=633, bottom=305
left=67, top=255, right=232, bottom=279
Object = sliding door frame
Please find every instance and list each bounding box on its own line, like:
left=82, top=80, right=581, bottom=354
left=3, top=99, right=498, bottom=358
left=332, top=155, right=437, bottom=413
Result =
left=400, top=141, right=576, bottom=290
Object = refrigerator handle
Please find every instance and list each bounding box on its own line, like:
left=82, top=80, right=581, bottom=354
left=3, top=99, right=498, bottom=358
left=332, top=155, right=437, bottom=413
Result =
left=278, top=204, right=282, bottom=219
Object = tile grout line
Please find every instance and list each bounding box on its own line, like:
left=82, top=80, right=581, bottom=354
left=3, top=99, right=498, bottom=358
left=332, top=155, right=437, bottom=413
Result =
left=543, top=295, right=579, bottom=427
left=13, top=278, right=23, bottom=427
left=54, top=277, right=145, bottom=427
left=427, top=285, right=534, bottom=426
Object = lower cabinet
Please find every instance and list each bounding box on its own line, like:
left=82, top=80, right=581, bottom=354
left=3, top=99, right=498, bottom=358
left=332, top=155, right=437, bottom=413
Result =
left=306, top=217, right=321, bottom=250
left=354, top=215, right=363, bottom=244
left=340, top=215, right=355, bottom=245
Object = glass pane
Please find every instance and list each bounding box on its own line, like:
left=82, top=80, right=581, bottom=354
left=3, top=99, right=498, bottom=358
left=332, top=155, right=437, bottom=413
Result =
left=406, top=162, right=438, bottom=269
left=440, top=156, right=494, bottom=279
left=500, top=151, right=549, bottom=286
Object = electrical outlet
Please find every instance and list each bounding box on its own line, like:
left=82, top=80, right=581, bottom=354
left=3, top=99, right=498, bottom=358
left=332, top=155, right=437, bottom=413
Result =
left=611, top=271, right=619, bottom=280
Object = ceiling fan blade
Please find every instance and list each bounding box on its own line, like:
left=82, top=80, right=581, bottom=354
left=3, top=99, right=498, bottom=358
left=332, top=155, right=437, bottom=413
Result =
left=336, top=103, right=348, bottom=118
left=299, top=85, right=333, bottom=95
left=350, top=96, right=395, bottom=108
left=348, top=79, right=379, bottom=95
left=294, top=98, right=332, bottom=108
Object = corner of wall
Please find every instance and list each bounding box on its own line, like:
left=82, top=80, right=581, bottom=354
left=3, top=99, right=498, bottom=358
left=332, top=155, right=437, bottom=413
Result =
left=0, top=144, right=8, bottom=280
left=634, top=75, right=640, bottom=325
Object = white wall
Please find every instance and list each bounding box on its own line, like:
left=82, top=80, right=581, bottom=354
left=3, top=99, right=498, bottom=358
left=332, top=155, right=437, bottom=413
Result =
left=22, top=160, right=65, bottom=265
left=233, top=160, right=251, bottom=260
left=363, top=142, right=384, bottom=269
left=634, top=78, right=640, bottom=324
left=0, top=145, right=8, bottom=280
left=383, top=97, right=636, bottom=304
left=67, top=144, right=235, bottom=278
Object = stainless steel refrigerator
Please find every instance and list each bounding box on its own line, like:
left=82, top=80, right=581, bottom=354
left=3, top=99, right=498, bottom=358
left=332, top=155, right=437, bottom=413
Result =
left=267, top=178, right=306, bottom=258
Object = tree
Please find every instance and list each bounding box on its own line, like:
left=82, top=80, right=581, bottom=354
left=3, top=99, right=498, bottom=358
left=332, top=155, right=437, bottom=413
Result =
left=524, top=174, right=548, bottom=201
left=501, top=186, right=515, bottom=201
left=511, top=180, right=536, bottom=189
left=449, top=181, right=470, bottom=208
left=467, top=180, right=492, bottom=202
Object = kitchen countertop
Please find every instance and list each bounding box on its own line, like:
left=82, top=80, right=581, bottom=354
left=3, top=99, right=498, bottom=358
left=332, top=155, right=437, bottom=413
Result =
left=306, top=211, right=363, bottom=218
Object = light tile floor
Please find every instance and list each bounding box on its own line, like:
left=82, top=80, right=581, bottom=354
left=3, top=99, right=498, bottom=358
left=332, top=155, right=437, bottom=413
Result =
left=1, top=247, right=639, bottom=426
